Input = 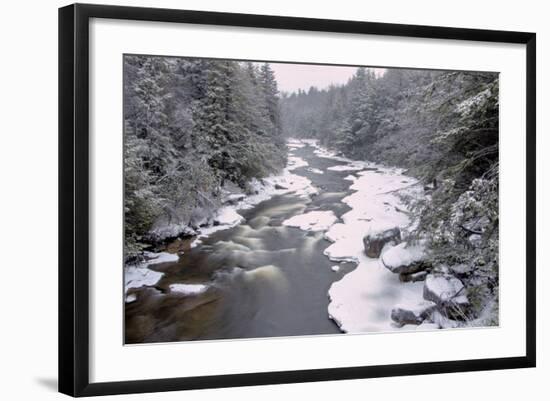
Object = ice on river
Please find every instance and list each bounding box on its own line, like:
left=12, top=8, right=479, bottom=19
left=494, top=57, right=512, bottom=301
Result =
left=287, top=155, right=309, bottom=171
left=286, top=138, right=306, bottom=149
left=283, top=210, right=338, bottom=232
left=328, top=254, right=425, bottom=332
left=169, top=283, right=209, bottom=295
left=324, top=169, right=415, bottom=262
left=124, top=251, right=179, bottom=293
left=324, top=160, right=427, bottom=332
left=306, top=167, right=324, bottom=174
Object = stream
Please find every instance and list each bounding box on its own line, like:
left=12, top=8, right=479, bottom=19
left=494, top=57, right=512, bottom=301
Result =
left=125, top=141, right=416, bottom=343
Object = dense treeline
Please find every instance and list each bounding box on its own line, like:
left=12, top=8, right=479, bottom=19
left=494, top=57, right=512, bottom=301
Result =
left=281, top=67, right=499, bottom=320
left=124, top=56, right=286, bottom=258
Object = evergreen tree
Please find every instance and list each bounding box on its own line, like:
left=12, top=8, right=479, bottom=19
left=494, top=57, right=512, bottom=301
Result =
left=123, top=56, right=287, bottom=258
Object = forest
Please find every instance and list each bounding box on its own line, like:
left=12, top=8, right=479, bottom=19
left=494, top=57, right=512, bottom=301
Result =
left=124, top=56, right=287, bottom=258
left=280, top=67, right=499, bottom=320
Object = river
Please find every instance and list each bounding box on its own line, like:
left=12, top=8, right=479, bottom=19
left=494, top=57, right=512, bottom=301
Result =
left=125, top=140, right=421, bottom=343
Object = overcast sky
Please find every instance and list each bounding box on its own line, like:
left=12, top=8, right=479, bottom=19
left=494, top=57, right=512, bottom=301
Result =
left=269, top=63, right=385, bottom=94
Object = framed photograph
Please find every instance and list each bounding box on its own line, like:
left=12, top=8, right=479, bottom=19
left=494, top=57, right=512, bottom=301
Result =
left=59, top=3, right=536, bottom=397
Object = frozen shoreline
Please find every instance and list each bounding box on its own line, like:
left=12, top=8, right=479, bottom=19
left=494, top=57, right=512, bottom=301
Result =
left=124, top=251, right=179, bottom=296
left=291, top=139, right=431, bottom=333
left=275, top=139, right=431, bottom=332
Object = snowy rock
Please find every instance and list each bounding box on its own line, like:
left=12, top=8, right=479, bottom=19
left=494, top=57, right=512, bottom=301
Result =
left=380, top=242, right=427, bottom=274
left=283, top=210, right=338, bottom=232
left=331, top=265, right=340, bottom=272
left=212, top=207, right=243, bottom=226
left=423, top=274, right=469, bottom=307
left=275, top=183, right=288, bottom=190
left=390, top=301, right=437, bottom=326
left=363, top=227, right=401, bottom=258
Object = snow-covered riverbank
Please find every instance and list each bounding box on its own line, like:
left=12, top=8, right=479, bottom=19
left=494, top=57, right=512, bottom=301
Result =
left=282, top=139, right=435, bottom=333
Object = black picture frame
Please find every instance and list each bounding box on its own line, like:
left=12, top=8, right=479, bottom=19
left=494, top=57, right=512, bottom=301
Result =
left=59, top=3, right=536, bottom=397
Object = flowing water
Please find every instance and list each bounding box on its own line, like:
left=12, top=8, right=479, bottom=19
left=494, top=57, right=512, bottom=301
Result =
left=125, top=144, right=362, bottom=344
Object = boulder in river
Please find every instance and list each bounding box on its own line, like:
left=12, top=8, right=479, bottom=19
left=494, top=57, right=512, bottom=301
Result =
left=423, top=274, right=470, bottom=310
left=363, top=227, right=401, bottom=258
left=391, top=301, right=437, bottom=326
left=381, top=242, right=427, bottom=274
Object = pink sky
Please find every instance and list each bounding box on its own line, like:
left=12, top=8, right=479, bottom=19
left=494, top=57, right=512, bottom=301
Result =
left=269, top=62, right=385, bottom=94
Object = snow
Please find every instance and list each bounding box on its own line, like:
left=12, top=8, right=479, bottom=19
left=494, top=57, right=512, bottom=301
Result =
left=312, top=147, right=352, bottom=163
left=321, top=150, right=428, bottom=332
left=145, top=251, right=180, bottom=265
left=331, top=265, right=340, bottom=272
left=148, top=223, right=197, bottom=242
left=267, top=170, right=318, bottom=197
left=400, top=322, right=441, bottom=331
left=191, top=207, right=245, bottom=247
left=286, top=138, right=306, bottom=148
left=323, top=223, right=365, bottom=262
left=287, top=143, right=305, bottom=149
left=213, top=207, right=243, bottom=226
left=283, top=210, right=338, bottom=232
left=393, top=300, right=436, bottom=316
left=328, top=253, right=425, bottom=333
left=287, top=156, right=309, bottom=171
left=381, top=242, right=426, bottom=271
left=324, top=169, right=417, bottom=263
left=344, top=175, right=356, bottom=181
left=169, top=283, right=208, bottom=295
left=327, top=163, right=365, bottom=172
left=390, top=300, right=436, bottom=326
left=456, top=88, right=491, bottom=116
left=424, top=274, right=467, bottom=304
left=124, top=251, right=179, bottom=293
left=224, top=193, right=246, bottom=204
